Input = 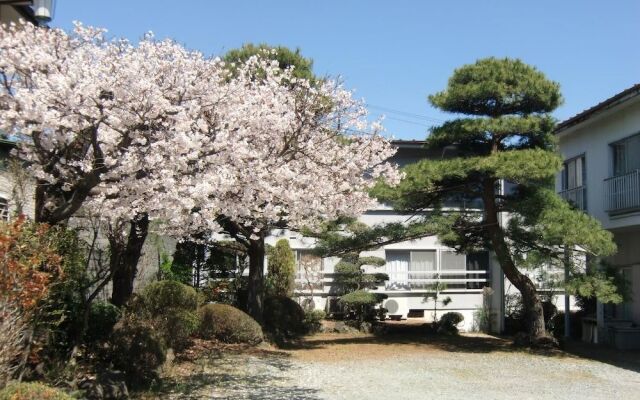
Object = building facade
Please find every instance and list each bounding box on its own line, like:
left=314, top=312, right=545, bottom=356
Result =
left=266, top=140, right=508, bottom=333
left=556, top=84, right=640, bottom=348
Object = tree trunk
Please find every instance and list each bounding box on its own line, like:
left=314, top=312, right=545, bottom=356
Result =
left=110, top=214, right=149, bottom=307
left=483, top=180, right=546, bottom=338
left=246, top=235, right=265, bottom=325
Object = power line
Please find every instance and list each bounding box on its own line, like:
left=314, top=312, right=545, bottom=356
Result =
left=365, top=103, right=446, bottom=123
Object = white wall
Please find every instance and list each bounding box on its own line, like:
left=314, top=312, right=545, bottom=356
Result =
left=556, top=97, right=640, bottom=230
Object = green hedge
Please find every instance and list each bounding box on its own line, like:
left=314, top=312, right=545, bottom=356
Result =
left=198, top=304, right=263, bottom=345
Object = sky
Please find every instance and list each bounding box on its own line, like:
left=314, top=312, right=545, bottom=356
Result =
left=51, top=0, right=640, bottom=140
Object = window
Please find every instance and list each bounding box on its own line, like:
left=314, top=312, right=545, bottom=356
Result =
left=441, top=251, right=467, bottom=289
left=386, top=250, right=435, bottom=290
left=466, top=252, right=490, bottom=290
left=561, top=156, right=585, bottom=190
left=560, top=155, right=587, bottom=210
left=612, top=134, right=640, bottom=176
left=385, top=250, right=489, bottom=291
left=0, top=197, right=8, bottom=221
left=295, top=250, right=323, bottom=291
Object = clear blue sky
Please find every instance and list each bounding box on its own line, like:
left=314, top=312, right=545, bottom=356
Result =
left=51, top=0, right=640, bottom=140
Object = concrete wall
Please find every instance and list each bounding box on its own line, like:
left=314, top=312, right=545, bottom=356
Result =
left=556, top=97, right=640, bottom=230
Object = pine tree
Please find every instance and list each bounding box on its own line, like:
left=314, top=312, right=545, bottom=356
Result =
left=374, top=58, right=616, bottom=340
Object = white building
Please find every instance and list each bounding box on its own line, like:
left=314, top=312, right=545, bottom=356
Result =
left=555, top=84, right=640, bottom=349
left=266, top=140, right=507, bottom=333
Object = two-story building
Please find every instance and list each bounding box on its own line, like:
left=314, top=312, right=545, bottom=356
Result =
left=556, top=84, right=640, bottom=349
left=266, top=140, right=510, bottom=333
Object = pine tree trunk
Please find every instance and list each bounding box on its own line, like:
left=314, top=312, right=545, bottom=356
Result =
left=246, top=236, right=265, bottom=325
left=483, top=181, right=546, bottom=338
left=110, top=214, right=149, bottom=307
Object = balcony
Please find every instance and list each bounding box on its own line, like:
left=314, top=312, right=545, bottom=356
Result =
left=384, top=270, right=488, bottom=291
left=605, top=170, right=640, bottom=214
left=559, top=186, right=587, bottom=211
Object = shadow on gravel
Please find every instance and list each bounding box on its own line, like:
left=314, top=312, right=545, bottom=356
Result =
left=564, top=341, right=640, bottom=374
left=148, top=353, right=322, bottom=400
left=284, top=323, right=567, bottom=358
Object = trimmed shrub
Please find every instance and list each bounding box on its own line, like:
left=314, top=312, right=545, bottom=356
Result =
left=303, top=310, right=326, bottom=334
left=438, top=312, right=464, bottom=335
left=266, top=239, right=296, bottom=297
left=0, top=382, right=73, bottom=400
left=133, top=281, right=200, bottom=350
left=198, top=304, right=263, bottom=345
left=139, top=281, right=199, bottom=316
left=263, top=296, right=306, bottom=339
left=111, top=320, right=166, bottom=387
left=161, top=309, right=199, bottom=350
left=339, top=290, right=388, bottom=322
left=85, top=301, right=121, bottom=342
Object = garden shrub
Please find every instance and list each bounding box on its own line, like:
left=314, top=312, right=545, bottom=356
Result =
left=438, top=312, right=464, bottom=335
left=161, top=309, right=199, bottom=350
left=198, top=304, right=263, bottom=344
left=85, top=301, right=121, bottom=342
left=133, top=281, right=200, bottom=350
left=266, top=239, right=296, bottom=297
left=139, top=281, right=199, bottom=315
left=263, top=296, right=306, bottom=339
left=110, top=320, right=166, bottom=387
left=303, top=309, right=326, bottom=334
left=339, top=290, right=387, bottom=322
left=0, top=381, right=73, bottom=400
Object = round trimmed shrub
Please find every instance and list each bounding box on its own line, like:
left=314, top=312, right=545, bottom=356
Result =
left=111, top=320, right=166, bottom=387
left=134, top=281, right=200, bottom=350
left=198, top=304, right=263, bottom=344
left=85, top=301, right=121, bottom=342
left=438, top=312, right=465, bottom=335
left=140, top=280, right=199, bottom=315
left=263, top=296, right=306, bottom=338
left=0, top=382, right=73, bottom=400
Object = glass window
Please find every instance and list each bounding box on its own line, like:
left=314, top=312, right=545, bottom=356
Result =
left=295, top=250, right=322, bottom=291
left=562, top=156, right=585, bottom=190
left=612, top=134, right=640, bottom=176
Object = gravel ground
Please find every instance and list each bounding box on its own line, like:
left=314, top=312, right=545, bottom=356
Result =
left=155, top=333, right=640, bottom=400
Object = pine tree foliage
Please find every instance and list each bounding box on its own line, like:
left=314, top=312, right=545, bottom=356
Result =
left=374, top=57, right=617, bottom=339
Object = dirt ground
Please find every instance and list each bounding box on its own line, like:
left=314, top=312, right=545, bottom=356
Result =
left=138, top=332, right=640, bottom=400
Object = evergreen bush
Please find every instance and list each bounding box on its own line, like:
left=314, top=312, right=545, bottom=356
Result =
left=263, top=296, right=306, bottom=339
left=197, top=304, right=263, bottom=344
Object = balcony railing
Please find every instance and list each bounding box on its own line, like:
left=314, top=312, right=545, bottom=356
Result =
left=385, top=270, right=488, bottom=291
left=559, top=186, right=587, bottom=211
left=605, top=170, right=640, bottom=213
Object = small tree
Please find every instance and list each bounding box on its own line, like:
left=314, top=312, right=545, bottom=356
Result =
left=423, top=278, right=452, bottom=324
left=333, top=253, right=388, bottom=295
left=266, top=239, right=296, bottom=297
left=334, top=253, right=388, bottom=322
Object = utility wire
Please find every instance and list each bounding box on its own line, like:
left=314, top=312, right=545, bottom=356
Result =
left=365, top=103, right=446, bottom=123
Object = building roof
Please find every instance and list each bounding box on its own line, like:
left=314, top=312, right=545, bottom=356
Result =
left=555, top=83, right=640, bottom=134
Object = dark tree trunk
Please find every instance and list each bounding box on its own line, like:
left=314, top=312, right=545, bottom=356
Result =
left=483, top=180, right=546, bottom=338
left=246, top=235, right=266, bottom=325
left=110, top=214, right=149, bottom=307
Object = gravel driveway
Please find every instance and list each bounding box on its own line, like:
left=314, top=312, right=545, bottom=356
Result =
left=158, top=333, right=640, bottom=400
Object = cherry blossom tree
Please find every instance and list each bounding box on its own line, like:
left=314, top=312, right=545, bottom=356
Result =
left=0, top=22, right=401, bottom=319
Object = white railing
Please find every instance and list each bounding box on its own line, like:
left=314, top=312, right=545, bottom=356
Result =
left=605, top=170, right=640, bottom=213
left=385, top=270, right=488, bottom=291
left=559, top=186, right=587, bottom=210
